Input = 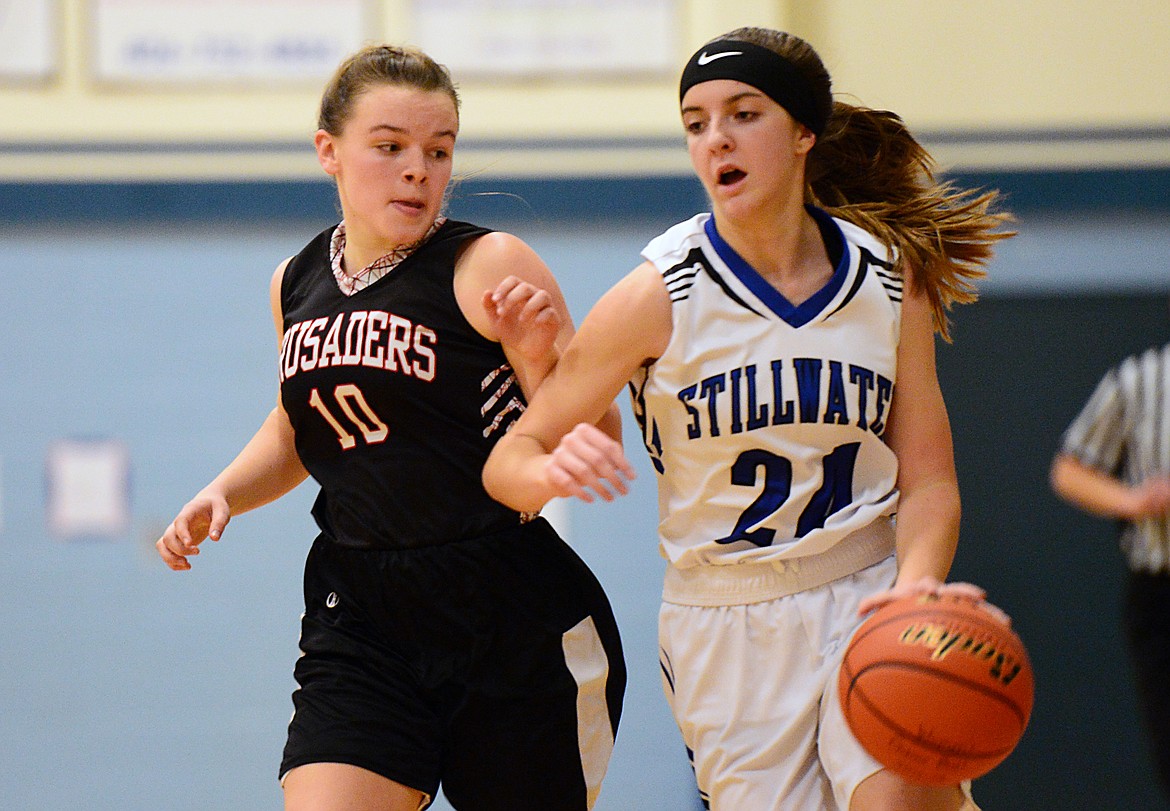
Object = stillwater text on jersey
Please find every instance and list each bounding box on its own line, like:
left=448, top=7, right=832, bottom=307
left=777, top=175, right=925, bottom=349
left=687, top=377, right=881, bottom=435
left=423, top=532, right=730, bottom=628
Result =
left=677, top=357, right=893, bottom=440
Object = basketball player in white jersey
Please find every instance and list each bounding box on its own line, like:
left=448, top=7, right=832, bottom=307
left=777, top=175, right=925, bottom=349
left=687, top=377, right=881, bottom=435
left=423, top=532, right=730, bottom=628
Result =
left=485, top=27, right=1013, bottom=811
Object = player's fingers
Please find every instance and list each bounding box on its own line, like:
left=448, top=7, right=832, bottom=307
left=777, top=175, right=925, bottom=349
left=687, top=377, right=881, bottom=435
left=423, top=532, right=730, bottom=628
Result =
left=517, top=288, right=553, bottom=320
left=977, top=601, right=1013, bottom=627
left=857, top=591, right=894, bottom=616
left=481, top=289, right=499, bottom=319
left=612, top=451, right=636, bottom=482
left=588, top=456, right=631, bottom=498
left=207, top=502, right=231, bottom=542
left=549, top=446, right=605, bottom=492
left=491, top=276, right=529, bottom=313
left=490, top=275, right=523, bottom=303
left=857, top=578, right=936, bottom=616
left=531, top=308, right=558, bottom=328
left=548, top=442, right=627, bottom=503
left=859, top=578, right=992, bottom=618
left=170, top=530, right=198, bottom=556
left=937, top=581, right=987, bottom=603
left=171, top=514, right=204, bottom=554
left=563, top=426, right=636, bottom=490
left=505, top=287, right=548, bottom=326
left=559, top=442, right=628, bottom=497
left=546, top=461, right=599, bottom=503
left=563, top=423, right=631, bottom=467
left=156, top=532, right=191, bottom=571
left=905, top=575, right=945, bottom=595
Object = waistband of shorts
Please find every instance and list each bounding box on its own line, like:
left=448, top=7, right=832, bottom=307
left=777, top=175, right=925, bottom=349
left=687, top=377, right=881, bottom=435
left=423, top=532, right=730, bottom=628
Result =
left=661, top=518, right=896, bottom=606
left=317, top=513, right=546, bottom=552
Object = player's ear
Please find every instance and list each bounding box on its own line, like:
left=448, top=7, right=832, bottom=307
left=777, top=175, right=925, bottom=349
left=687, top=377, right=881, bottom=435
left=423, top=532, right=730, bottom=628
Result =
left=315, top=129, right=340, bottom=176
left=795, top=123, right=816, bottom=156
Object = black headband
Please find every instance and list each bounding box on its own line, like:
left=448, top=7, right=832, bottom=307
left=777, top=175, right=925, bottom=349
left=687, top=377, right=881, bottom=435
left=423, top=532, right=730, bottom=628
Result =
left=679, top=40, right=826, bottom=136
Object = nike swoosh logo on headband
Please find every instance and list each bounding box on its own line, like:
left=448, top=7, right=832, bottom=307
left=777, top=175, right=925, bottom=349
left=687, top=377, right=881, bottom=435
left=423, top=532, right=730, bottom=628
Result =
left=696, top=50, right=743, bottom=65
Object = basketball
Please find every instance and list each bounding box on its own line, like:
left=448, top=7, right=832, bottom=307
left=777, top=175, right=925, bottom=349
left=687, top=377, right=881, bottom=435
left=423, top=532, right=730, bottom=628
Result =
left=838, top=593, right=1034, bottom=786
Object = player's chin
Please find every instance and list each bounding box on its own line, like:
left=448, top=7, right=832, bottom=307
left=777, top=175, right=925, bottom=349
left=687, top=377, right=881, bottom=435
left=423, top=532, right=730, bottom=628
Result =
left=380, top=210, right=436, bottom=244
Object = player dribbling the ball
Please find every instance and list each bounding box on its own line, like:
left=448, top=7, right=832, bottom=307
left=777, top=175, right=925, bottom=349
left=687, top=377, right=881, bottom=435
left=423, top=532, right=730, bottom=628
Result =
left=484, top=26, right=1014, bottom=811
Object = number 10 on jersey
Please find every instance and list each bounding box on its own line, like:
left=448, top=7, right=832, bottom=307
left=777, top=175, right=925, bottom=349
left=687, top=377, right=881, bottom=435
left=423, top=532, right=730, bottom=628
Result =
left=308, top=384, right=389, bottom=449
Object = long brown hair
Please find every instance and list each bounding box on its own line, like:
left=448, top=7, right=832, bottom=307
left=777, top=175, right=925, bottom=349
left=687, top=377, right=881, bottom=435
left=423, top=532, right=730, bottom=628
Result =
left=716, top=27, right=1014, bottom=340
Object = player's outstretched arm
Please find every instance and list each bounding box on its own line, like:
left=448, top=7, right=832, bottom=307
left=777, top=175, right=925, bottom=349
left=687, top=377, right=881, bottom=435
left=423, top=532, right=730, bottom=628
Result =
left=483, top=262, right=671, bottom=512
left=156, top=403, right=309, bottom=570
left=461, top=232, right=624, bottom=445
left=862, top=284, right=964, bottom=611
left=459, top=233, right=573, bottom=397
left=157, top=257, right=310, bottom=571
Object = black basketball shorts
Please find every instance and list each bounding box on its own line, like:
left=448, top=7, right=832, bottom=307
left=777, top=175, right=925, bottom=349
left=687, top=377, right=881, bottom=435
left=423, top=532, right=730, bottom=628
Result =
left=279, top=517, right=626, bottom=810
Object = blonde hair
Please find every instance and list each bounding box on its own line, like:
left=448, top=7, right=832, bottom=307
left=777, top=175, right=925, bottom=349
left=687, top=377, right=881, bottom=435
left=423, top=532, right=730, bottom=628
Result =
left=716, top=27, right=1015, bottom=340
left=318, top=44, right=460, bottom=136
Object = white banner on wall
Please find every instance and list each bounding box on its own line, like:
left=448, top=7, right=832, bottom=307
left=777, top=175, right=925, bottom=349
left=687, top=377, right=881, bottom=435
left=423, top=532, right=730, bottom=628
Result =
left=91, top=0, right=371, bottom=84
left=413, top=0, right=679, bottom=77
left=0, top=0, right=57, bottom=81
left=46, top=438, right=131, bottom=541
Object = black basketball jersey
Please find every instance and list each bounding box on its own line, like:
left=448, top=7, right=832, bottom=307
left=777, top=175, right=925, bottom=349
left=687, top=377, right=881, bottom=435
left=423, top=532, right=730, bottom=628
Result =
left=278, top=220, right=526, bottom=549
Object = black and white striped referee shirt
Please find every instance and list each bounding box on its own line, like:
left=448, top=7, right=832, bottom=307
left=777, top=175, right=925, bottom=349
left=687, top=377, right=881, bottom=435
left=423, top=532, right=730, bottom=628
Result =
left=1060, top=343, right=1170, bottom=573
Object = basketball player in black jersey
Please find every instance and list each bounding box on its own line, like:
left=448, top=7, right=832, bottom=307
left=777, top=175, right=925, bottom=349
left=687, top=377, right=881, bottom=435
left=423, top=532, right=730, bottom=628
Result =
left=156, top=45, right=625, bottom=811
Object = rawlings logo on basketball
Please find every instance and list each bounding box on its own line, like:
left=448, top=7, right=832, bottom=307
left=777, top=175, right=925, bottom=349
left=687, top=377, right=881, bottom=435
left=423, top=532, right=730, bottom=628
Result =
left=897, top=621, right=1024, bottom=685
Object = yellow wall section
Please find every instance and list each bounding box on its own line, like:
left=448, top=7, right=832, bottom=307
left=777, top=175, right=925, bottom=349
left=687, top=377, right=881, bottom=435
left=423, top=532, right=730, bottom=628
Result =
left=1, top=0, right=1167, bottom=180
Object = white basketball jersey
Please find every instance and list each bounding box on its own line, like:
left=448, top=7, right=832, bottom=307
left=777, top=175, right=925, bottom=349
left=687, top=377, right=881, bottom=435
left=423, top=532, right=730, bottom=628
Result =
left=630, top=209, right=903, bottom=569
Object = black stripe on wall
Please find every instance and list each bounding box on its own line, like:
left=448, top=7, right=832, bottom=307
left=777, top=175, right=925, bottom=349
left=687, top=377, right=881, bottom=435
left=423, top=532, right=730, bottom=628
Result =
left=0, top=168, right=1166, bottom=224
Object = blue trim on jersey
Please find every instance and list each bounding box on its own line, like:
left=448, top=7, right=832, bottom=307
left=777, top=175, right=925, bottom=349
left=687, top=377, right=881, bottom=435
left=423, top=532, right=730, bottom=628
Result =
left=703, top=207, right=849, bottom=328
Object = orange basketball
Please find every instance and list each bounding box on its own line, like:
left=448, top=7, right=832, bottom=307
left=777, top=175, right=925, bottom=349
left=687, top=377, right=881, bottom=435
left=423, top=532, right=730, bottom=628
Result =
left=838, top=593, right=1034, bottom=786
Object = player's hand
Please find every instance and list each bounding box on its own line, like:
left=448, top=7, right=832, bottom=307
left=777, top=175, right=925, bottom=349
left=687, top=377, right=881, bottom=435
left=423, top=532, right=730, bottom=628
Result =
left=156, top=491, right=231, bottom=571
left=543, top=423, right=636, bottom=503
left=482, top=276, right=560, bottom=364
left=858, top=576, right=1012, bottom=626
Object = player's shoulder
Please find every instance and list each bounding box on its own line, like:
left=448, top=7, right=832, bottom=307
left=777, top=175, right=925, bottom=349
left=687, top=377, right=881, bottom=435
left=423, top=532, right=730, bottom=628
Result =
left=830, top=214, right=894, bottom=267
left=641, top=213, right=710, bottom=268
left=456, top=229, right=550, bottom=286
left=460, top=229, right=530, bottom=260
left=271, top=255, right=293, bottom=289
left=280, top=224, right=337, bottom=298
